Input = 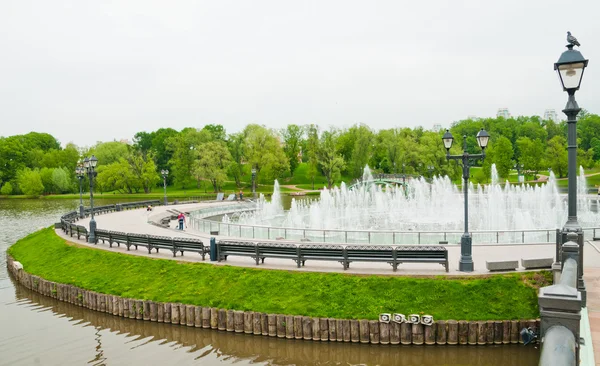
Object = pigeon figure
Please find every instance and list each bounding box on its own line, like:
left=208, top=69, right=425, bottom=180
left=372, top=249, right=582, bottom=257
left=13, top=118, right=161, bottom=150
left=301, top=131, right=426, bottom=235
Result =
left=567, top=31, right=581, bottom=47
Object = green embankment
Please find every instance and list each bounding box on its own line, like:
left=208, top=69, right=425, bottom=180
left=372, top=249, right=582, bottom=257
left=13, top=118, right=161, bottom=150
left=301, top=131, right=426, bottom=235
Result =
left=8, top=228, right=549, bottom=321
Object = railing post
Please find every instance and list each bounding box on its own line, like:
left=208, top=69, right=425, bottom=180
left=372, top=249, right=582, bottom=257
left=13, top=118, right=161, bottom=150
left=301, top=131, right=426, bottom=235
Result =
left=538, top=233, right=582, bottom=365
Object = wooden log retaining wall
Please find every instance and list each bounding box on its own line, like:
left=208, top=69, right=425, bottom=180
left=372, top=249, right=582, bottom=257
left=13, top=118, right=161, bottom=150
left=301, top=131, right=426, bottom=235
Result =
left=5, top=256, right=539, bottom=346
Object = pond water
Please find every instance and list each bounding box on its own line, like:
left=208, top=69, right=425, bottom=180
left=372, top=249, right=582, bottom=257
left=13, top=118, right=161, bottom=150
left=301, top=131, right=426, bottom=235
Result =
left=0, top=198, right=540, bottom=365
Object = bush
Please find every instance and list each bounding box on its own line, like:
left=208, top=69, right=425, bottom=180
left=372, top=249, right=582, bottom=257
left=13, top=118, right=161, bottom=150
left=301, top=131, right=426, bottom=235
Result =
left=0, top=182, right=13, bottom=195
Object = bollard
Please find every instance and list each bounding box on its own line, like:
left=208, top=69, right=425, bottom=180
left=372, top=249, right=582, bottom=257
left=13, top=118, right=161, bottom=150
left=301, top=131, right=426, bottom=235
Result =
left=210, top=238, right=217, bottom=261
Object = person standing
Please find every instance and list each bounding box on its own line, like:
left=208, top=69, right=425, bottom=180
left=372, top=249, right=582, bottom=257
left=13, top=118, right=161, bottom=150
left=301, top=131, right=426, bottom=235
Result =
left=177, top=212, right=186, bottom=230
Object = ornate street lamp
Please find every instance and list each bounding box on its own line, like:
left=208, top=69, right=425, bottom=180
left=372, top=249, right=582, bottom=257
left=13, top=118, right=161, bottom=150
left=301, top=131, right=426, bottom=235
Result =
left=251, top=168, right=257, bottom=198
left=75, top=160, right=85, bottom=218
left=83, top=155, right=98, bottom=243
left=442, top=128, right=490, bottom=272
left=554, top=33, right=589, bottom=303
left=161, top=169, right=169, bottom=205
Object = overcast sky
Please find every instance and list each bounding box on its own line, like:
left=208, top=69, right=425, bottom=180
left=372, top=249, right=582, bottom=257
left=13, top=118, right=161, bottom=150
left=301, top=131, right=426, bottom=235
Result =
left=1, top=0, right=599, bottom=147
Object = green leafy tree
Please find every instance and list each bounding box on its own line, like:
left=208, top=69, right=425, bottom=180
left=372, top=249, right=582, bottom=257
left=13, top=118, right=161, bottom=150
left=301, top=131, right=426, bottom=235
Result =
left=489, top=136, right=513, bottom=179
left=195, top=141, right=233, bottom=192
left=242, top=124, right=289, bottom=183
left=90, top=141, right=130, bottom=166
left=318, top=129, right=345, bottom=188
left=51, top=167, right=72, bottom=193
left=125, top=151, right=160, bottom=193
left=1, top=182, right=13, bottom=195
left=546, top=136, right=568, bottom=178
left=305, top=124, right=320, bottom=189
left=280, top=124, right=304, bottom=177
left=349, top=124, right=374, bottom=178
left=202, top=124, right=226, bottom=141
left=17, top=168, right=44, bottom=196
left=226, top=132, right=245, bottom=187
left=516, top=137, right=545, bottom=180
left=167, top=128, right=211, bottom=189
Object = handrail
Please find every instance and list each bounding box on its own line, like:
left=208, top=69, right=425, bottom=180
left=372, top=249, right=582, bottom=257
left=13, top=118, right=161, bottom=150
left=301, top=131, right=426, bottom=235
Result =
left=187, top=204, right=600, bottom=245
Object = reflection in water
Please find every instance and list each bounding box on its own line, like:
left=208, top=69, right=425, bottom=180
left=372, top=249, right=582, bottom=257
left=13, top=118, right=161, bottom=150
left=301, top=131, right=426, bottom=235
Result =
left=7, top=277, right=540, bottom=366
left=0, top=198, right=540, bottom=365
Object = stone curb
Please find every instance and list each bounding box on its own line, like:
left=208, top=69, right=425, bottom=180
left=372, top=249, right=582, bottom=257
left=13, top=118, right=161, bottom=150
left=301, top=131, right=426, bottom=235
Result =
left=6, top=255, right=538, bottom=346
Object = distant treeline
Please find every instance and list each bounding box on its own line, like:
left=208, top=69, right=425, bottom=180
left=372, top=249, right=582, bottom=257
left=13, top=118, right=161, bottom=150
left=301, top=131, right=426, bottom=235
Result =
left=1, top=111, right=599, bottom=196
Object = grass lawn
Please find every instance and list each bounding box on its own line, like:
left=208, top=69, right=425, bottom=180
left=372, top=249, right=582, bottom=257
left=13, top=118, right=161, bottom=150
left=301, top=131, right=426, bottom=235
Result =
left=8, top=228, right=549, bottom=321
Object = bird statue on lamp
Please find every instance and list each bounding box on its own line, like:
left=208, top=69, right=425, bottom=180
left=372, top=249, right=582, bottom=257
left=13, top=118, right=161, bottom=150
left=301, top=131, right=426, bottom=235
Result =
left=567, top=31, right=581, bottom=47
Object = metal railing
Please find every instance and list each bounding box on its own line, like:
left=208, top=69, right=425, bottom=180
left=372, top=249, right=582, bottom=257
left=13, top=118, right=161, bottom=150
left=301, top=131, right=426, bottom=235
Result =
left=538, top=234, right=582, bottom=365
left=187, top=204, right=600, bottom=245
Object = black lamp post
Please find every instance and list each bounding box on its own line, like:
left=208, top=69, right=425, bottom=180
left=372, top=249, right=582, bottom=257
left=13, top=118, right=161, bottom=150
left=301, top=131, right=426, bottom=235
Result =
left=555, top=35, right=589, bottom=303
left=75, top=160, right=85, bottom=218
left=83, top=155, right=98, bottom=244
left=251, top=168, right=257, bottom=198
left=442, top=128, right=490, bottom=272
left=161, top=169, right=169, bottom=205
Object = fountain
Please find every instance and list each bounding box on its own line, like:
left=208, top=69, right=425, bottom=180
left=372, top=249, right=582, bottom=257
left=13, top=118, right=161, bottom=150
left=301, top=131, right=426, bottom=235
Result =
left=216, top=164, right=600, bottom=244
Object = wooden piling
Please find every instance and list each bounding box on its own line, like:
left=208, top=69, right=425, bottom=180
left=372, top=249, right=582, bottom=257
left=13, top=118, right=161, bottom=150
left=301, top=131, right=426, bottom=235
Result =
left=244, top=312, right=253, bottom=334
left=486, top=320, right=494, bottom=344
left=477, top=321, right=487, bottom=345
left=502, top=320, right=510, bottom=344
left=342, top=320, right=350, bottom=342
left=328, top=318, right=336, bottom=341
left=210, top=308, right=218, bottom=329
left=436, top=320, right=447, bottom=345
left=286, top=315, right=294, bottom=339
left=412, top=323, right=424, bottom=345
left=369, top=320, right=380, bottom=344
left=447, top=320, right=458, bottom=345
left=510, top=320, right=519, bottom=344
left=467, top=321, right=477, bottom=345
left=335, top=319, right=344, bottom=342
left=494, top=321, right=503, bottom=344
left=302, top=317, right=312, bottom=340
left=195, top=306, right=203, bottom=328
left=157, top=302, right=164, bottom=322
left=171, top=303, right=180, bottom=324
left=379, top=322, right=390, bottom=345
left=187, top=306, right=195, bottom=327
left=390, top=322, right=400, bottom=345
left=320, top=318, right=329, bottom=341
left=201, top=307, right=210, bottom=328
left=226, top=310, right=234, bottom=331
left=401, top=322, right=412, bottom=345
left=234, top=311, right=244, bottom=333
left=425, top=323, right=436, bottom=345
left=268, top=314, right=277, bottom=337
left=150, top=302, right=158, bottom=322
left=458, top=321, right=468, bottom=345
left=129, top=299, right=136, bottom=319
left=143, top=301, right=151, bottom=321
left=261, top=313, right=269, bottom=336
left=294, top=316, right=303, bottom=339
left=312, top=318, right=321, bottom=341
left=351, top=320, right=360, bottom=343
left=217, top=309, right=226, bottom=330
left=254, top=312, right=262, bottom=335
left=277, top=315, right=286, bottom=338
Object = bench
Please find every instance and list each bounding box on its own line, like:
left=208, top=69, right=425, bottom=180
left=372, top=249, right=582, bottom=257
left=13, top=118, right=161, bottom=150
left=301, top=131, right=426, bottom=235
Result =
left=75, top=225, right=89, bottom=241
left=395, top=246, right=449, bottom=272
left=298, top=244, right=346, bottom=267
left=146, top=235, right=175, bottom=255
left=217, top=240, right=257, bottom=262
left=521, top=257, right=553, bottom=269
left=256, top=242, right=300, bottom=266
left=107, top=231, right=128, bottom=248
left=345, top=245, right=395, bottom=270
left=174, top=237, right=206, bottom=259
left=486, top=260, right=518, bottom=271
left=95, top=229, right=111, bottom=244
left=127, top=234, right=150, bottom=251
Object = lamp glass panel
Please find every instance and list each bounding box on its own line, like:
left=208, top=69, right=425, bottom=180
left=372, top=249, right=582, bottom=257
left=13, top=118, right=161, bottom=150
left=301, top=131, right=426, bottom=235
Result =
left=558, top=62, right=585, bottom=89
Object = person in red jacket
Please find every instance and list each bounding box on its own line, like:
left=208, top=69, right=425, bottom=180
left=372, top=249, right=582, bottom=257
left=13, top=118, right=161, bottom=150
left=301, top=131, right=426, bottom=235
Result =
left=177, top=212, right=186, bottom=230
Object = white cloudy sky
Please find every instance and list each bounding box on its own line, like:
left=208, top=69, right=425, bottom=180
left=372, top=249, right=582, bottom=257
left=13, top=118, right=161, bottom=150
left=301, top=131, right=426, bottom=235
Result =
left=0, top=0, right=598, bottom=146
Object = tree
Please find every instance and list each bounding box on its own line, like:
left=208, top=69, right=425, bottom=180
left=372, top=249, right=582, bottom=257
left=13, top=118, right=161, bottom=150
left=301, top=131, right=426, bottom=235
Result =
left=1, top=182, right=13, bottom=195
left=195, top=141, right=232, bottom=192
left=52, top=167, right=72, bottom=193
left=280, top=124, right=304, bottom=177
left=318, top=129, right=345, bottom=188
left=167, top=128, right=211, bottom=189
left=516, top=137, right=545, bottom=180
left=202, top=124, right=226, bottom=141
left=546, top=136, right=568, bottom=178
left=226, top=132, right=245, bottom=187
left=348, top=124, right=374, bottom=178
left=305, top=124, right=320, bottom=189
left=242, top=124, right=289, bottom=183
left=17, top=168, right=44, bottom=196
left=90, top=141, right=129, bottom=166
left=125, top=151, right=161, bottom=193
left=489, top=136, right=513, bottom=179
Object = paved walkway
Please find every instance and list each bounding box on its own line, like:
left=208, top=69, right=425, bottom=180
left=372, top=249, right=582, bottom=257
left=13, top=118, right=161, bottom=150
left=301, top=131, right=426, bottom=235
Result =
left=56, top=201, right=600, bottom=362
